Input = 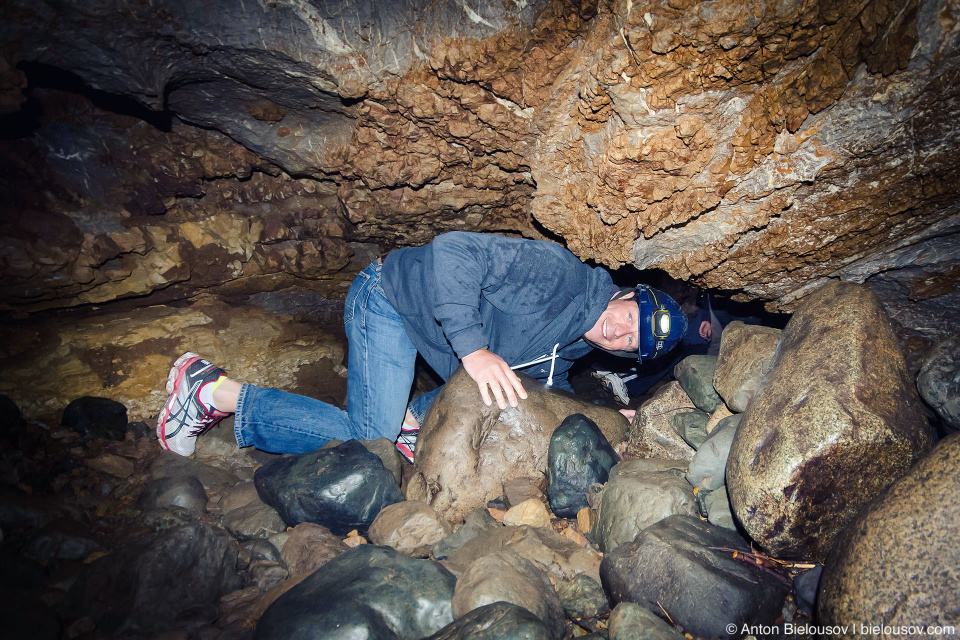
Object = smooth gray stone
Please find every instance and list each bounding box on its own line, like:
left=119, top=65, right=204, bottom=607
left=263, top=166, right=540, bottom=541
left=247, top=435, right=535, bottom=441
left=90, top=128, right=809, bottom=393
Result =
left=600, top=515, right=788, bottom=640
left=255, top=439, right=404, bottom=535
left=558, top=574, right=610, bottom=619
left=670, top=410, right=710, bottom=449
left=452, top=550, right=565, bottom=640
left=432, top=507, right=501, bottom=560
left=702, top=486, right=736, bottom=531
left=138, top=475, right=208, bottom=514
left=425, top=602, right=552, bottom=640
left=547, top=413, right=619, bottom=518
left=221, top=500, right=286, bottom=540
left=673, top=356, right=721, bottom=413
left=685, top=414, right=740, bottom=491
left=595, top=460, right=697, bottom=553
left=256, top=545, right=456, bottom=640
left=608, top=602, right=686, bottom=640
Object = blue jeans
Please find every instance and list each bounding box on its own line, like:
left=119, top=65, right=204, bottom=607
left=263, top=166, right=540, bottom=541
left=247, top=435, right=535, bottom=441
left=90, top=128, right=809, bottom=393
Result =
left=234, top=261, right=439, bottom=454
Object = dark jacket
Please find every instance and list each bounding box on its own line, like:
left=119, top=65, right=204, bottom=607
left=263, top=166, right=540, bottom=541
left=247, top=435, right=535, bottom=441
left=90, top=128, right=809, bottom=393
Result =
left=382, top=231, right=618, bottom=391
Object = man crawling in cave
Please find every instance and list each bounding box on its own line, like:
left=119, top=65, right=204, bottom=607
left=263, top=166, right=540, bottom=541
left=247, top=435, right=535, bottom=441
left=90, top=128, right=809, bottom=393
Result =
left=155, top=231, right=687, bottom=462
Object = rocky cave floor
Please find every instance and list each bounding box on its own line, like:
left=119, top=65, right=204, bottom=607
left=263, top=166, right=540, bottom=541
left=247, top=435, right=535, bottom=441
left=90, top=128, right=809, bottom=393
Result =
left=0, top=363, right=824, bottom=640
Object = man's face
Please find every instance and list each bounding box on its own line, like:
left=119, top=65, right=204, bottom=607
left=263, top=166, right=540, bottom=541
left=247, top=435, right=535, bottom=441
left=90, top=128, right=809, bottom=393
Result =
left=584, top=293, right=640, bottom=352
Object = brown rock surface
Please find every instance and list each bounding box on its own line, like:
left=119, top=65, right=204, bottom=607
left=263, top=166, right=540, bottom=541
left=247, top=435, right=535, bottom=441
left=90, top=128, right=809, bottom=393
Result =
left=279, top=522, right=349, bottom=578
left=367, top=501, right=453, bottom=558
left=713, top=321, right=782, bottom=412
left=0, top=297, right=345, bottom=423
left=727, top=281, right=934, bottom=560
left=0, top=0, right=955, bottom=347
left=818, top=434, right=960, bottom=635
left=627, top=381, right=697, bottom=460
left=406, top=367, right=628, bottom=523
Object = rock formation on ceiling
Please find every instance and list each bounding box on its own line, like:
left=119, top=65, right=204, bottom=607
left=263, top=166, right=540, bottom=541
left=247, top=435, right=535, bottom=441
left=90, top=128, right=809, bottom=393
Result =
left=1, top=0, right=958, bottom=342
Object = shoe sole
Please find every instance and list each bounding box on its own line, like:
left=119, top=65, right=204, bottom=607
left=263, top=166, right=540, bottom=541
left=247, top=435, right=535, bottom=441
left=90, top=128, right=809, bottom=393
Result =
left=157, top=352, right=202, bottom=450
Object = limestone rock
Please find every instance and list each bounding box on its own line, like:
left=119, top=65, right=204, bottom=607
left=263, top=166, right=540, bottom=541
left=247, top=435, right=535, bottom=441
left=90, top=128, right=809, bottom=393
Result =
left=444, top=524, right=602, bottom=585
left=600, top=516, right=788, bottom=640
left=916, top=336, right=960, bottom=431
left=256, top=545, right=456, bottom=640
left=818, top=434, right=960, bottom=633
left=452, top=550, right=565, bottom=640
left=407, top=368, right=628, bottom=523
left=432, top=507, right=502, bottom=560
left=673, top=356, right=722, bottom=413
left=627, top=382, right=697, bottom=460
left=0, top=299, right=345, bottom=423
left=503, top=477, right=546, bottom=510
left=254, top=439, right=404, bottom=535
left=279, top=523, right=347, bottom=577
left=368, top=500, right=453, bottom=558
left=86, top=453, right=135, bottom=479
left=714, top=322, right=782, bottom=412
left=149, top=451, right=240, bottom=495
left=217, top=481, right=260, bottom=514
left=425, top=602, right=552, bottom=640
left=594, top=459, right=697, bottom=553
left=502, top=498, right=552, bottom=529
left=727, top=282, right=934, bottom=560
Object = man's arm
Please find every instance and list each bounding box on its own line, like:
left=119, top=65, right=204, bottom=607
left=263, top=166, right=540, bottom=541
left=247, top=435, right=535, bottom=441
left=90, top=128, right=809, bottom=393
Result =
left=431, top=232, right=527, bottom=409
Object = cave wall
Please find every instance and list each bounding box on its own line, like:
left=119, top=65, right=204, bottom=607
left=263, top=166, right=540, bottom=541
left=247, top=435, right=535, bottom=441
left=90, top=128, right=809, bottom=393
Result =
left=1, top=0, right=958, bottom=339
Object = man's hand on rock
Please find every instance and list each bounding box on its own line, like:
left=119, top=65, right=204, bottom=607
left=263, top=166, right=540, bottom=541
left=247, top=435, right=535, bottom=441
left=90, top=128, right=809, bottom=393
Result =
left=461, top=348, right=528, bottom=410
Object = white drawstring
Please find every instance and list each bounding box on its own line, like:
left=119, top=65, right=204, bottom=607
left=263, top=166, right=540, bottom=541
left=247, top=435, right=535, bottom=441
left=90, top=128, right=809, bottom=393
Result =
left=511, top=343, right=561, bottom=387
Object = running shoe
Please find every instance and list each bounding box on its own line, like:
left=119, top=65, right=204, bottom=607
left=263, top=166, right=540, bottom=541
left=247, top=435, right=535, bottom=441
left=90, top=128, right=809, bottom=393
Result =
left=395, top=422, right=419, bottom=463
left=592, top=369, right=631, bottom=405
left=157, top=352, right=228, bottom=456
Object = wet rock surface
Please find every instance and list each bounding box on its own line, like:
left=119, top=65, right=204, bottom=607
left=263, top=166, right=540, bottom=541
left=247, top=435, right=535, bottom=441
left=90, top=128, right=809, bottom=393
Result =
left=426, top=601, right=553, bottom=640
left=368, top=500, right=453, bottom=558
left=453, top=550, right=565, bottom=639
left=256, top=545, right=456, bottom=640
left=594, top=459, right=698, bottom=553
left=727, top=282, right=934, bottom=560
left=408, top=368, right=627, bottom=523
left=818, top=433, right=960, bottom=631
left=608, top=602, right=687, bottom=640
left=254, top=439, right=404, bottom=535
left=547, top=413, right=619, bottom=518
left=673, top=356, right=722, bottom=413
left=600, top=515, right=789, bottom=640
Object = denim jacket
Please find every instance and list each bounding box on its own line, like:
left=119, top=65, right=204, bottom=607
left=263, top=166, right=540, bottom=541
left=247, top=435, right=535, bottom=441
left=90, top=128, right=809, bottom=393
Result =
left=382, top=231, right=619, bottom=391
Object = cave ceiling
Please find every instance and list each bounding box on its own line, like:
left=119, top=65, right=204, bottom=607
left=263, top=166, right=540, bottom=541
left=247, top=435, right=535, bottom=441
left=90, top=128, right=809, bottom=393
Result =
left=0, top=0, right=958, bottom=342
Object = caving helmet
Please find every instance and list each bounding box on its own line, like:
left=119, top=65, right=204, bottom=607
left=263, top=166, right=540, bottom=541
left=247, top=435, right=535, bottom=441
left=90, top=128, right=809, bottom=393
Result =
left=603, top=285, right=688, bottom=362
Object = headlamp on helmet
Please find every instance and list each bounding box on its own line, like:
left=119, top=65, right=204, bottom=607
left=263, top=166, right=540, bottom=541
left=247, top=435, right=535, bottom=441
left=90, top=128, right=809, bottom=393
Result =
left=635, top=285, right=687, bottom=362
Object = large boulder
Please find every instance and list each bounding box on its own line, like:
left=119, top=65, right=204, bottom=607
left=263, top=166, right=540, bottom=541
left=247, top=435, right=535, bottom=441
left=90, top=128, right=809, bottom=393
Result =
left=727, top=281, right=934, bottom=560
left=916, top=336, right=960, bottom=431
left=256, top=545, right=456, bottom=640
left=452, top=550, right=565, bottom=640
left=425, top=602, right=552, bottom=640
left=818, top=433, right=960, bottom=634
left=713, top=322, right=782, bottom=412
left=627, top=382, right=697, bottom=460
left=673, top=356, right=722, bottom=413
left=594, top=459, right=697, bottom=553
left=600, top=515, right=789, bottom=640
left=407, top=368, right=628, bottom=523
left=254, top=439, right=404, bottom=535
